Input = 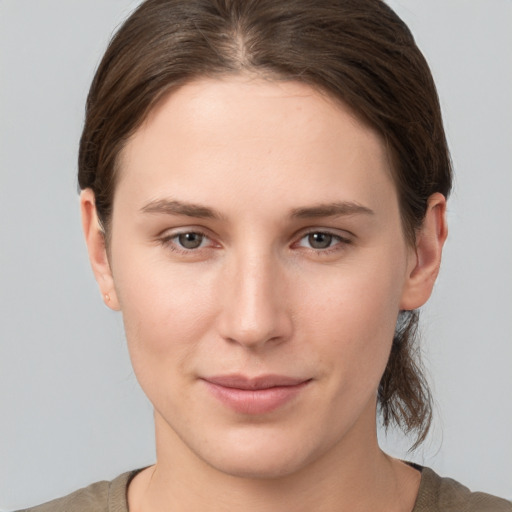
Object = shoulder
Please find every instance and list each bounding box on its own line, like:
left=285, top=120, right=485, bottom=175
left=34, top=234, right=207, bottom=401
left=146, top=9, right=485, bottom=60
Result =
left=414, top=466, right=512, bottom=512
left=14, top=470, right=136, bottom=512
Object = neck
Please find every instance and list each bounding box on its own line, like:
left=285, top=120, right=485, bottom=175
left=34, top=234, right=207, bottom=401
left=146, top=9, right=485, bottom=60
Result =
left=129, top=405, right=420, bottom=512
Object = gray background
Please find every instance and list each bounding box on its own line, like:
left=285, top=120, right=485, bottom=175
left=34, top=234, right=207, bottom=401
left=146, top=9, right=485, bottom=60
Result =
left=1, top=0, right=511, bottom=509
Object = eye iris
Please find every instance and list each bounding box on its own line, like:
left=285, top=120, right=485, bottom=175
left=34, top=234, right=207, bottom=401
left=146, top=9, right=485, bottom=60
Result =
left=308, top=232, right=332, bottom=249
left=178, top=233, right=203, bottom=249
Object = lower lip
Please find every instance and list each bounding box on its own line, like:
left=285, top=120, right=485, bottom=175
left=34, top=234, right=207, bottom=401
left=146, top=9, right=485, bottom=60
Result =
left=203, top=380, right=310, bottom=415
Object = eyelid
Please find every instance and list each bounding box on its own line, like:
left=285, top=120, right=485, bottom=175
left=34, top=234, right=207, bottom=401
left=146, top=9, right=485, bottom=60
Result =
left=157, top=224, right=217, bottom=240
left=293, top=226, right=354, bottom=242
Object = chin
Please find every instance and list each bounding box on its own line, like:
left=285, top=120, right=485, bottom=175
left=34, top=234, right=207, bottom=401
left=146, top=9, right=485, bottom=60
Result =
left=194, top=426, right=326, bottom=480
left=206, top=451, right=309, bottom=480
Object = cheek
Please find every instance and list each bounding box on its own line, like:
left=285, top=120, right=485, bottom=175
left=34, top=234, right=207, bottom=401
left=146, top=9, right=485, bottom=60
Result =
left=298, top=255, right=405, bottom=384
left=111, top=247, right=219, bottom=380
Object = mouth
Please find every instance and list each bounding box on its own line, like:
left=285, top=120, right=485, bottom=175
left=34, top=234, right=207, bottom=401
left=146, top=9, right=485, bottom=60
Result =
left=201, top=374, right=312, bottom=415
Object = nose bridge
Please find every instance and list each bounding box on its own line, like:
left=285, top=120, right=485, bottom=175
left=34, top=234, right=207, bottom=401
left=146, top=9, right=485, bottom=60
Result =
left=218, top=245, right=291, bottom=348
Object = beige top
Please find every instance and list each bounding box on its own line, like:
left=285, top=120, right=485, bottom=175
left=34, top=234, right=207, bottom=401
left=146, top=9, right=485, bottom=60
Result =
left=17, top=466, right=511, bottom=512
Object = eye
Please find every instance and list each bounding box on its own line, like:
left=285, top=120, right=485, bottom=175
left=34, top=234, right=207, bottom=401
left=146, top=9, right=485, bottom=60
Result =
left=305, top=232, right=334, bottom=249
left=296, top=231, right=349, bottom=251
left=161, top=230, right=213, bottom=252
left=176, top=232, right=206, bottom=249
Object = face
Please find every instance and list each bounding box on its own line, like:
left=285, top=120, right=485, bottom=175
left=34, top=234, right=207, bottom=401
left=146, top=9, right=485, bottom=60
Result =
left=86, top=77, right=429, bottom=478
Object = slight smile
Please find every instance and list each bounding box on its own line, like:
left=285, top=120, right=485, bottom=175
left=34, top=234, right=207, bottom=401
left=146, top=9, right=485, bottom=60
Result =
left=201, top=374, right=312, bottom=415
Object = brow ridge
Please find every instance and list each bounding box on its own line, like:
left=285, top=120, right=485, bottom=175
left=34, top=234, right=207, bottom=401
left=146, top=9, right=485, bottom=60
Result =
left=140, top=199, right=221, bottom=219
left=291, top=201, right=374, bottom=219
left=140, top=198, right=374, bottom=220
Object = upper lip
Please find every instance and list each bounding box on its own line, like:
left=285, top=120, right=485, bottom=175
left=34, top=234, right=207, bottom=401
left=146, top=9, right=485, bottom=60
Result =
left=203, top=374, right=310, bottom=390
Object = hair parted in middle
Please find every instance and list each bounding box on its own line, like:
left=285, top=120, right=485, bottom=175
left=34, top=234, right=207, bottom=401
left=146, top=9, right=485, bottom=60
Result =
left=78, top=0, right=452, bottom=448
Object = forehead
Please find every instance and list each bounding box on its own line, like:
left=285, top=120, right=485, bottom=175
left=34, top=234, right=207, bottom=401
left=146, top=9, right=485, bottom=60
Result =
left=133, top=76, right=380, bottom=152
left=116, top=76, right=396, bottom=218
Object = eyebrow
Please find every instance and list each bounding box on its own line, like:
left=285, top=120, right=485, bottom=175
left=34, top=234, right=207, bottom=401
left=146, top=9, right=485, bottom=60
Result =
left=291, top=202, right=374, bottom=219
left=140, top=199, right=374, bottom=220
left=140, top=199, right=223, bottom=219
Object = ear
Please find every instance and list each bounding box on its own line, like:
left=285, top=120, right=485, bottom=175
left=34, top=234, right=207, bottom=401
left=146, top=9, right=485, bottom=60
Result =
left=80, top=189, right=120, bottom=311
left=400, top=192, right=448, bottom=310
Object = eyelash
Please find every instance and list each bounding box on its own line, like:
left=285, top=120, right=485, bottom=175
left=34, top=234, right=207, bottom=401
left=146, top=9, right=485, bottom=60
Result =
left=158, top=229, right=352, bottom=256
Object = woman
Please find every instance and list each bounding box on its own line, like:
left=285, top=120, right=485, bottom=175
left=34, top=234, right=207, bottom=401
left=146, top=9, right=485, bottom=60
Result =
left=15, top=0, right=511, bottom=510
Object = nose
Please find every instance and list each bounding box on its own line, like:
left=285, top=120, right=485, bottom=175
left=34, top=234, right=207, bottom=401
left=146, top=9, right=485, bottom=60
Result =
left=216, top=250, right=293, bottom=350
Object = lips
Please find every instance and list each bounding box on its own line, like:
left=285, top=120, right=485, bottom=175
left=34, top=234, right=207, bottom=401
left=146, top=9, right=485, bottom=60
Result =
left=201, top=374, right=311, bottom=415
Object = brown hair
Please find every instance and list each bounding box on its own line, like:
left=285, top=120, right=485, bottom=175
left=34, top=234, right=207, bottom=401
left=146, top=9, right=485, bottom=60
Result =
left=78, top=0, right=452, bottom=448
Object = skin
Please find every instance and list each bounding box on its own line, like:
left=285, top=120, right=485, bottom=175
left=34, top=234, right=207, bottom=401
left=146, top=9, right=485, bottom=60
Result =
left=82, top=76, right=447, bottom=511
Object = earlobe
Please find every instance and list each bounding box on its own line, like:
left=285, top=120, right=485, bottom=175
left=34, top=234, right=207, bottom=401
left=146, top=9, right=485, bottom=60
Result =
left=400, top=192, right=448, bottom=311
left=80, top=189, right=120, bottom=311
